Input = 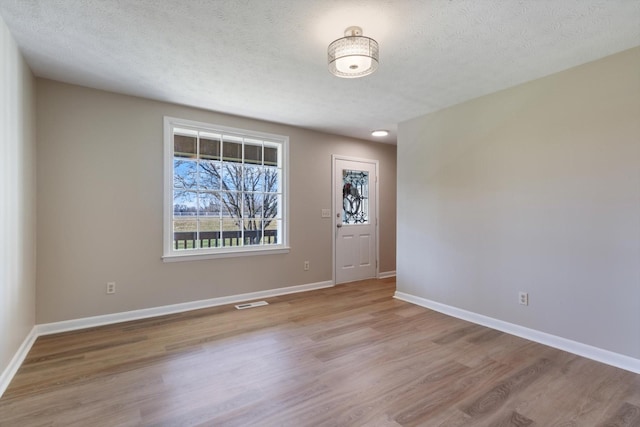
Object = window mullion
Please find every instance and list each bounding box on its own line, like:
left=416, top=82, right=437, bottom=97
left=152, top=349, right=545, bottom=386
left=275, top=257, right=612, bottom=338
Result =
left=240, top=138, right=245, bottom=246
left=195, top=132, right=200, bottom=250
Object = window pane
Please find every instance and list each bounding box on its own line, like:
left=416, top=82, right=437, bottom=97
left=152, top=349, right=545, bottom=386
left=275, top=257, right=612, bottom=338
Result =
left=263, top=219, right=280, bottom=245
left=200, top=135, right=221, bottom=160
left=263, top=193, right=279, bottom=220
left=174, top=135, right=196, bottom=158
left=221, top=163, right=242, bottom=191
left=199, top=218, right=221, bottom=248
left=173, top=219, right=197, bottom=251
left=221, top=217, right=242, bottom=247
left=243, top=165, right=262, bottom=192
left=222, top=137, right=242, bottom=163
left=243, top=219, right=263, bottom=246
left=198, top=161, right=221, bottom=190
left=173, top=190, right=197, bottom=217
left=243, top=193, right=263, bottom=218
left=198, top=192, right=221, bottom=217
left=264, top=166, right=279, bottom=193
left=174, top=160, right=197, bottom=189
left=244, top=143, right=262, bottom=165
left=220, top=192, right=242, bottom=220
left=264, top=146, right=278, bottom=166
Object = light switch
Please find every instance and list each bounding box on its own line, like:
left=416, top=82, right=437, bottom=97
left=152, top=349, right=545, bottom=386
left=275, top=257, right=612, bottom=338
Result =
left=321, top=209, right=331, bottom=218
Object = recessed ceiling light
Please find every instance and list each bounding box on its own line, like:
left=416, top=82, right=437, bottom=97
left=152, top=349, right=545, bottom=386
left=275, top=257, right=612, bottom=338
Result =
left=371, top=130, right=389, bottom=137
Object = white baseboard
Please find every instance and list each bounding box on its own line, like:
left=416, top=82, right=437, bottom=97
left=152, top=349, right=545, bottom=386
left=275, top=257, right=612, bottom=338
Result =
left=394, top=291, right=640, bottom=375
left=0, top=280, right=334, bottom=398
left=0, top=326, right=38, bottom=398
left=38, top=280, right=334, bottom=336
left=378, top=270, right=396, bottom=279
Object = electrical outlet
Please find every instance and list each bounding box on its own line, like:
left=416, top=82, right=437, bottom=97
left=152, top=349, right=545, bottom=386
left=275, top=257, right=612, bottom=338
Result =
left=518, top=292, right=528, bottom=306
left=304, top=260, right=310, bottom=271
left=106, top=282, right=116, bottom=294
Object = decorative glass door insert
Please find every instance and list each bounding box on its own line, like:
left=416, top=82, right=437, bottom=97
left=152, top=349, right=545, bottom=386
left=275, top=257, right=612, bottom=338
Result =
left=342, top=169, right=369, bottom=224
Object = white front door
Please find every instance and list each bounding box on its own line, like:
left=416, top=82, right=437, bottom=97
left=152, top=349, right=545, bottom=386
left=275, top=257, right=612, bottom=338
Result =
left=334, top=156, right=377, bottom=284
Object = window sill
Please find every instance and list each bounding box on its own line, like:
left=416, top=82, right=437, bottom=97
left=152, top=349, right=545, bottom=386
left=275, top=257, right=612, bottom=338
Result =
left=162, top=246, right=291, bottom=262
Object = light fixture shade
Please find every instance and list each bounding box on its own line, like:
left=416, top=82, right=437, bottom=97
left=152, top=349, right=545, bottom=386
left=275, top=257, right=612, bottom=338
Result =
left=328, top=26, right=379, bottom=78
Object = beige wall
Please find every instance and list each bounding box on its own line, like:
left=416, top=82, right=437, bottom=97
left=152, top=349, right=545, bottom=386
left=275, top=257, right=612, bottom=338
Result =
left=397, top=47, right=640, bottom=358
left=0, top=16, right=36, bottom=381
left=36, top=80, right=396, bottom=323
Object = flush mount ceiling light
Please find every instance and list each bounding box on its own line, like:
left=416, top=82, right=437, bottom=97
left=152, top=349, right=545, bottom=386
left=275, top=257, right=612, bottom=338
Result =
left=371, top=130, right=389, bottom=137
left=328, top=26, right=379, bottom=78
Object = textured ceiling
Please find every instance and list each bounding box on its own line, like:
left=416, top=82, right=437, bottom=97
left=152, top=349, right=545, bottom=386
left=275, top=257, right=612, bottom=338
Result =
left=0, top=1, right=638, bottom=143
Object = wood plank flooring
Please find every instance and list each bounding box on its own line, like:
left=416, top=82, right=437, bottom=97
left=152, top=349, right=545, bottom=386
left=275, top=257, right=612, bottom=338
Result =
left=1, top=278, right=639, bottom=426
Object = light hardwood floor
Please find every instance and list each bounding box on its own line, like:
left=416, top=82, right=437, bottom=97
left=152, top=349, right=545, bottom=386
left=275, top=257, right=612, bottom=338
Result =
left=1, top=278, right=639, bottom=426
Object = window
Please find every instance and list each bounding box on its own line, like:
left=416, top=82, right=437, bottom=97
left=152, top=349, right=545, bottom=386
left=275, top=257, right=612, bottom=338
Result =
left=163, top=117, right=289, bottom=261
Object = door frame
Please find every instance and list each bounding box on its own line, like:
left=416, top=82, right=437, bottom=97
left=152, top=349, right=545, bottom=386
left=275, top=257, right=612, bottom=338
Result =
left=331, top=154, right=380, bottom=285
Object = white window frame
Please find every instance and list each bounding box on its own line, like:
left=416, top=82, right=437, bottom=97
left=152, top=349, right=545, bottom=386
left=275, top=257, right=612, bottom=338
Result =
left=163, top=116, right=290, bottom=262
